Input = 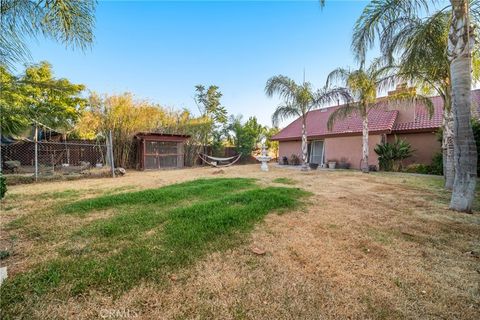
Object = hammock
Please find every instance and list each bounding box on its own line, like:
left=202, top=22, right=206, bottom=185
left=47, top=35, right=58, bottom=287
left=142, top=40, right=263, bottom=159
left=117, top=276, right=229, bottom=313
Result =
left=198, top=153, right=242, bottom=168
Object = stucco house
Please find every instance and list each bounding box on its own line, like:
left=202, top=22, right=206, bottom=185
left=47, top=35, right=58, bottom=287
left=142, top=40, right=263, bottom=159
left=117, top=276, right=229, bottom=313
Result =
left=271, top=88, right=480, bottom=170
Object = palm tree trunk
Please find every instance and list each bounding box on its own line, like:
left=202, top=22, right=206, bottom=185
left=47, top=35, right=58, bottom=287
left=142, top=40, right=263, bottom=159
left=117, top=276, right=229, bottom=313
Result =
left=361, top=116, right=369, bottom=173
left=448, top=0, right=477, bottom=212
left=443, top=106, right=455, bottom=190
left=301, top=118, right=308, bottom=171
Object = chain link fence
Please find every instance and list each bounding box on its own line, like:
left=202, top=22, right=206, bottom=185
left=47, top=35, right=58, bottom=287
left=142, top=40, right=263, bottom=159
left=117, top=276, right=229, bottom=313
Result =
left=1, top=137, right=115, bottom=183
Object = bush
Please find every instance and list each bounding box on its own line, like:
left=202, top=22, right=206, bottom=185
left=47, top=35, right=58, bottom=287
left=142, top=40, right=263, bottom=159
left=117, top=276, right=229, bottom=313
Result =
left=0, top=173, right=6, bottom=199
left=374, top=137, right=414, bottom=171
left=404, top=164, right=431, bottom=174
left=404, top=153, right=443, bottom=176
left=290, top=154, right=301, bottom=165
left=429, top=152, right=444, bottom=175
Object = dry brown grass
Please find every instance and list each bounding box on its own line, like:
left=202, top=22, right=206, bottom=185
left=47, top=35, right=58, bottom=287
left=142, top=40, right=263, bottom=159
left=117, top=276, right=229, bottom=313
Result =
left=1, top=165, right=479, bottom=319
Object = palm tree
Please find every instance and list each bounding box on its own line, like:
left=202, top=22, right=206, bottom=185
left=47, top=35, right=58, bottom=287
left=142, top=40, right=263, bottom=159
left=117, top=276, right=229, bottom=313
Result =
left=352, top=0, right=479, bottom=211
left=0, top=0, right=96, bottom=68
left=265, top=75, right=351, bottom=171
left=448, top=0, right=477, bottom=212
left=326, top=62, right=433, bottom=173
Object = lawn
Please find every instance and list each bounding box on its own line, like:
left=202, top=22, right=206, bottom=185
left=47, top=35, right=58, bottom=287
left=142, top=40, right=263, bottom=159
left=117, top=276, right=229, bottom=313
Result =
left=0, top=165, right=479, bottom=319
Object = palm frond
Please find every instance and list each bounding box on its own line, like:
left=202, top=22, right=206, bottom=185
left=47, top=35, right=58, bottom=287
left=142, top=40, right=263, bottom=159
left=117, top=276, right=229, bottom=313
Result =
left=271, top=103, right=301, bottom=127
left=326, top=68, right=351, bottom=88
left=352, top=0, right=438, bottom=64
left=265, top=75, right=298, bottom=101
left=326, top=103, right=360, bottom=131
left=0, top=0, right=96, bottom=69
left=314, top=87, right=352, bottom=109
left=377, top=91, right=435, bottom=118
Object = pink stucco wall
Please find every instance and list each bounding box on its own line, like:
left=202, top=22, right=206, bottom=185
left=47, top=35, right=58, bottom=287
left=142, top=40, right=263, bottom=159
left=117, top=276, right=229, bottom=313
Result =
left=277, top=131, right=440, bottom=169
left=387, top=132, right=441, bottom=165
left=277, top=135, right=383, bottom=169
left=278, top=140, right=302, bottom=161
left=324, top=134, right=383, bottom=170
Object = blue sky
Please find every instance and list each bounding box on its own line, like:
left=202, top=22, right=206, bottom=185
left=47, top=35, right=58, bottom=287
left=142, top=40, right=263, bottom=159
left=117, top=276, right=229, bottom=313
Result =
left=24, top=0, right=374, bottom=126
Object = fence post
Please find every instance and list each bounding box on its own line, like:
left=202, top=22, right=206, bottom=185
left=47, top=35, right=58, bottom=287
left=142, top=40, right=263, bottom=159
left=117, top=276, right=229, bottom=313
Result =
left=34, top=125, right=38, bottom=181
left=108, top=130, right=115, bottom=178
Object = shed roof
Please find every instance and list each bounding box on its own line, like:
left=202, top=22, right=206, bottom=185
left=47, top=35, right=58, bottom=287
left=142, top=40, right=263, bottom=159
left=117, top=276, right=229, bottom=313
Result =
left=135, top=132, right=190, bottom=138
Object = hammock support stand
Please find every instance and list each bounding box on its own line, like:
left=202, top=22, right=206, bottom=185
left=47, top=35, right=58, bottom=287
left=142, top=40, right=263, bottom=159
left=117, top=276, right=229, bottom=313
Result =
left=199, top=153, right=242, bottom=168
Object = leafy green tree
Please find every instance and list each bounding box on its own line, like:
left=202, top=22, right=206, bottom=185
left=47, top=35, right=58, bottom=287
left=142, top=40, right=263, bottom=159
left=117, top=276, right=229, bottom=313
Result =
left=194, top=85, right=228, bottom=125
left=265, top=75, right=351, bottom=171
left=352, top=0, right=479, bottom=211
left=0, top=0, right=96, bottom=68
left=228, top=115, right=265, bottom=160
left=265, top=126, right=280, bottom=159
left=194, top=85, right=228, bottom=154
left=1, top=62, right=86, bottom=137
left=0, top=66, right=29, bottom=136
left=20, top=61, right=87, bottom=132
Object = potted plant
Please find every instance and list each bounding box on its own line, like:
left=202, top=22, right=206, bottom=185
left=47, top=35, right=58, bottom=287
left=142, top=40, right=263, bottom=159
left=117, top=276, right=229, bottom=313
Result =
left=309, top=163, right=319, bottom=170
left=327, top=159, right=337, bottom=169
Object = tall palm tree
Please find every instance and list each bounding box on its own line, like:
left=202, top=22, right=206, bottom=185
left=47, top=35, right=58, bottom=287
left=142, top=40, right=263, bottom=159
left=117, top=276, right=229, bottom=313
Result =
left=326, top=61, right=433, bottom=173
left=448, top=0, right=477, bottom=212
left=382, top=9, right=479, bottom=189
left=352, top=0, right=479, bottom=211
left=0, top=0, right=96, bottom=68
left=265, top=75, right=350, bottom=171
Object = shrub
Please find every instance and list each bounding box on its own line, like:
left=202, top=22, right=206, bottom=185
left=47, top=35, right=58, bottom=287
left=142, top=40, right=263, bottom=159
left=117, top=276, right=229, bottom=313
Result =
left=290, top=154, right=301, bottom=165
left=404, top=153, right=443, bottom=176
left=374, top=137, right=414, bottom=171
left=404, top=164, right=431, bottom=174
left=0, top=173, right=6, bottom=199
left=429, top=152, right=444, bottom=175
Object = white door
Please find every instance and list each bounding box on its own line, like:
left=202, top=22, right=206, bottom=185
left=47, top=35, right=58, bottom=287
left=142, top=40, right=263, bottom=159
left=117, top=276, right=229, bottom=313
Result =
left=309, top=140, right=324, bottom=165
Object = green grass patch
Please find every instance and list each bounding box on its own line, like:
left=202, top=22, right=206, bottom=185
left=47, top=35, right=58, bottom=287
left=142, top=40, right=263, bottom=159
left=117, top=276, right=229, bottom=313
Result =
left=63, top=178, right=256, bottom=215
left=0, top=178, right=309, bottom=319
left=273, top=177, right=297, bottom=185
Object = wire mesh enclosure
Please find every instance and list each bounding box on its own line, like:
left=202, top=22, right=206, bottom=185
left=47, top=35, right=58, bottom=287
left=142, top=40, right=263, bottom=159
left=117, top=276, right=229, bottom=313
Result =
left=1, top=139, right=114, bottom=181
left=134, top=133, right=189, bottom=170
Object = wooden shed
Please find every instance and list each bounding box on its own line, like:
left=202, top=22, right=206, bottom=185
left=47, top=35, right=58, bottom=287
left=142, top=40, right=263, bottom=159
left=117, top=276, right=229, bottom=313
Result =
left=134, top=133, right=190, bottom=170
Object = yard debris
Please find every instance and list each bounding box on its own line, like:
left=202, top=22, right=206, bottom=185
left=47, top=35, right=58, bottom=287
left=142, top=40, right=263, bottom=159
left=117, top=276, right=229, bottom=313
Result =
left=212, top=169, right=225, bottom=175
left=0, top=267, right=7, bottom=286
left=251, top=247, right=266, bottom=255
left=168, top=274, right=178, bottom=282
left=464, top=250, right=479, bottom=258
left=4, top=161, right=21, bottom=173
left=115, top=167, right=126, bottom=176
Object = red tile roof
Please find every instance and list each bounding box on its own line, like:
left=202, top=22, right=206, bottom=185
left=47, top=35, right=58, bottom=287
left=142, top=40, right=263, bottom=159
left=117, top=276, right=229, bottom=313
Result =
left=271, top=89, right=480, bottom=141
